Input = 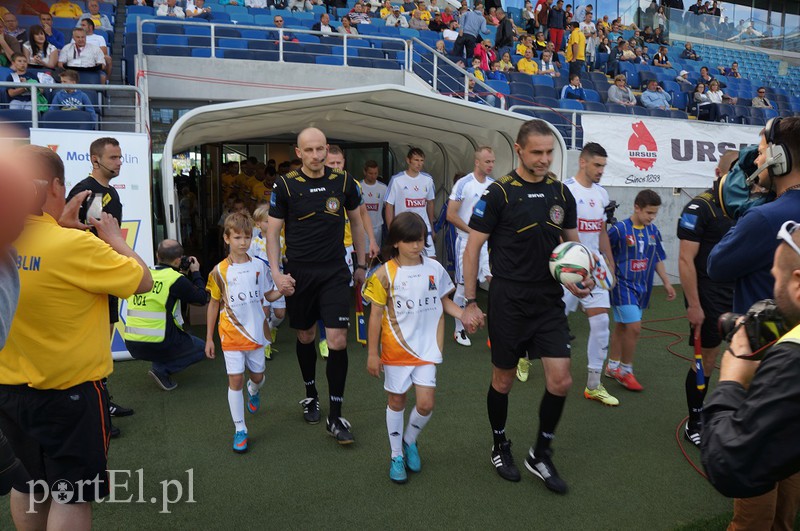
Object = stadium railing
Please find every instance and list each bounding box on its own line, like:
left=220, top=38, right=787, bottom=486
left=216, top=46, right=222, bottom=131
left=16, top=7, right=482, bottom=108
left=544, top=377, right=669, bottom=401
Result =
left=0, top=81, right=147, bottom=135
left=130, top=18, right=505, bottom=109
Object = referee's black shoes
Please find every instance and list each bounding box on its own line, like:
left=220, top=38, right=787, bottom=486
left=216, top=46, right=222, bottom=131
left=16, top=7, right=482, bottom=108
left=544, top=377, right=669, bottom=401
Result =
left=525, top=448, right=568, bottom=494
left=491, top=440, right=521, bottom=482
left=326, top=417, right=354, bottom=445
left=108, top=400, right=134, bottom=417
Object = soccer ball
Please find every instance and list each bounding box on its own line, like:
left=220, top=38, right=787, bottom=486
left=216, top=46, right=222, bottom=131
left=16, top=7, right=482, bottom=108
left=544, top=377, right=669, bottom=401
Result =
left=549, top=242, right=594, bottom=285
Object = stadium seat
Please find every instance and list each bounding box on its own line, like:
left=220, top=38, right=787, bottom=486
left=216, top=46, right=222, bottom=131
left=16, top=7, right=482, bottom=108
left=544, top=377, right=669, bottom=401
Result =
left=583, top=89, right=601, bottom=102
left=216, top=27, right=241, bottom=38
left=533, top=85, right=557, bottom=99
left=185, top=25, right=212, bottom=36
left=348, top=57, right=373, bottom=68
left=127, top=5, right=154, bottom=15
left=358, top=47, right=385, bottom=59
left=304, top=43, right=332, bottom=56
left=285, top=52, right=315, bottom=64
left=398, top=28, right=420, bottom=39
left=485, top=80, right=510, bottom=95
left=374, top=59, right=402, bottom=70
left=218, top=38, right=247, bottom=49
left=251, top=50, right=280, bottom=61
left=155, top=24, right=184, bottom=34
left=224, top=49, right=256, bottom=60
left=631, top=106, right=649, bottom=116
left=156, top=34, right=188, bottom=46
left=157, top=45, right=192, bottom=57
left=671, top=92, right=688, bottom=112
left=534, top=96, right=559, bottom=109
left=583, top=101, right=606, bottom=113
left=317, top=56, right=345, bottom=66
left=296, top=34, right=320, bottom=44
left=231, top=13, right=255, bottom=24
left=509, top=82, right=534, bottom=100
left=0, top=110, right=33, bottom=135
left=210, top=12, right=232, bottom=22
left=669, top=109, right=689, bottom=120
left=225, top=5, right=249, bottom=14
left=191, top=48, right=213, bottom=58
left=648, top=108, right=670, bottom=118
left=189, top=35, right=212, bottom=47
left=531, top=75, right=554, bottom=88
left=558, top=100, right=584, bottom=111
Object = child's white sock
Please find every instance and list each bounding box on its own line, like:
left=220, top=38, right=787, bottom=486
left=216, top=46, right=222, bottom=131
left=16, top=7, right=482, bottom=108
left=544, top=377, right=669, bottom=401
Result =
left=403, top=407, right=432, bottom=446
left=386, top=406, right=404, bottom=458
left=607, top=359, right=620, bottom=371
left=247, top=376, right=266, bottom=397
left=620, top=363, right=633, bottom=376
left=228, top=388, right=247, bottom=433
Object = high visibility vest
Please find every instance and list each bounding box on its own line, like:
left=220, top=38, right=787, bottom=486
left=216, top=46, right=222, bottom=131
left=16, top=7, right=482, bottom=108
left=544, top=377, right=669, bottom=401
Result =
left=123, top=267, right=184, bottom=343
left=777, top=324, right=800, bottom=347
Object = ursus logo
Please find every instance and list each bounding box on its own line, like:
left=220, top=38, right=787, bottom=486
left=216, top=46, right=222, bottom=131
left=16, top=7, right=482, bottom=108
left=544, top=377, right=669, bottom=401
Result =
left=628, top=121, right=658, bottom=171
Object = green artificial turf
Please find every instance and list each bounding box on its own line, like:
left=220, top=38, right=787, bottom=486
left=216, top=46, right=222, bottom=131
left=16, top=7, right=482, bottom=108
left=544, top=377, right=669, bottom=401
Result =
left=1, top=287, right=753, bottom=529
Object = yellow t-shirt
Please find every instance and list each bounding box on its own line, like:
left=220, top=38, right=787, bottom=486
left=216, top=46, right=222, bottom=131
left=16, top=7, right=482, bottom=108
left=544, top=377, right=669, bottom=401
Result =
left=516, top=57, right=539, bottom=75
left=50, top=2, right=83, bottom=18
left=415, top=9, right=431, bottom=21
left=250, top=181, right=273, bottom=205
left=0, top=214, right=143, bottom=390
left=381, top=6, right=403, bottom=17
left=515, top=43, right=530, bottom=56
left=566, top=28, right=586, bottom=62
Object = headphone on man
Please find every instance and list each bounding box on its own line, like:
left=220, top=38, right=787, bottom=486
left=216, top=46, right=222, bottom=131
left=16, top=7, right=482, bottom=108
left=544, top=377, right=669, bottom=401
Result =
left=92, top=157, right=119, bottom=177
left=746, top=117, right=792, bottom=186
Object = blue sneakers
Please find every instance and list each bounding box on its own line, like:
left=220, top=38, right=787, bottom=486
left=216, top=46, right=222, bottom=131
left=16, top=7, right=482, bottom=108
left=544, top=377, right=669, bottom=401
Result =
left=247, top=389, right=260, bottom=414
left=233, top=430, right=248, bottom=453
left=403, top=441, right=421, bottom=473
left=389, top=456, right=407, bottom=484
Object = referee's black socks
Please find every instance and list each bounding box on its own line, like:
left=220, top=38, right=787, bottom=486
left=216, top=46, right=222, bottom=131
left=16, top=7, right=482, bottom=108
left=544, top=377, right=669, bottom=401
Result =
left=487, top=385, right=509, bottom=447
left=296, top=340, right=318, bottom=399
left=685, top=367, right=710, bottom=425
left=327, top=348, right=348, bottom=419
left=535, top=390, right=566, bottom=454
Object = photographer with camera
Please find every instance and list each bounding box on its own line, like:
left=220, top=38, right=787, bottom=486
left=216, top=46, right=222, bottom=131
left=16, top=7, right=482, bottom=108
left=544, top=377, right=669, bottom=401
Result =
left=702, top=222, right=800, bottom=528
left=123, top=239, right=208, bottom=391
left=706, top=117, right=800, bottom=528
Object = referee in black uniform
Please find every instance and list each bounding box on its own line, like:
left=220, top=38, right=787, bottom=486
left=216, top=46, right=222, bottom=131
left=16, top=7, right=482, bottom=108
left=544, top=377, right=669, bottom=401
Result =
left=677, top=151, right=736, bottom=447
left=462, top=120, right=591, bottom=494
left=267, top=127, right=367, bottom=444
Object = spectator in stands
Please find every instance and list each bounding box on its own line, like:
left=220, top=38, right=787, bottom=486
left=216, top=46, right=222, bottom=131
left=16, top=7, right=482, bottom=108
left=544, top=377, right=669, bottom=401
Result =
left=51, top=0, right=84, bottom=19
left=78, top=1, right=113, bottom=32
left=545, top=40, right=562, bottom=68
left=6, top=54, right=34, bottom=111
left=486, top=60, right=508, bottom=81
left=429, top=12, right=447, bottom=32
left=288, top=0, right=315, bottom=12
left=0, top=21, right=20, bottom=66
left=185, top=0, right=213, bottom=20
left=466, top=78, right=496, bottom=107
left=720, top=61, right=741, bottom=78
left=534, top=0, right=551, bottom=36
left=385, top=7, right=409, bottom=28
left=312, top=13, right=337, bottom=35
left=597, top=13, right=610, bottom=33
left=453, top=2, right=489, bottom=59
left=494, top=8, right=514, bottom=57
left=630, top=29, right=644, bottom=48
left=58, top=28, right=105, bottom=79
left=522, top=1, right=536, bottom=33
left=245, top=0, right=270, bottom=7
left=3, top=15, right=28, bottom=47
left=698, top=65, right=724, bottom=88
left=485, top=7, right=499, bottom=26
left=565, top=20, right=585, bottom=77
left=538, top=49, right=559, bottom=77
left=675, top=69, right=693, bottom=87
left=653, top=26, right=668, bottom=45
left=516, top=47, right=538, bottom=75
left=469, top=57, right=485, bottom=81
left=633, top=46, right=649, bottom=64
left=752, top=87, right=773, bottom=109
left=20, top=0, right=51, bottom=16
left=597, top=36, right=611, bottom=54
left=127, top=0, right=154, bottom=5
left=474, top=39, right=496, bottom=70
left=442, top=6, right=455, bottom=25
left=402, top=0, right=416, bottom=13
left=680, top=42, right=700, bottom=61
left=379, top=0, right=395, bottom=18
left=434, top=40, right=446, bottom=53
left=547, top=0, right=567, bottom=52
left=706, top=79, right=734, bottom=104
left=348, top=3, right=372, bottom=25
left=652, top=45, right=672, bottom=68
left=612, top=40, right=634, bottom=75
left=412, top=1, right=431, bottom=22
left=498, top=51, right=514, bottom=71
left=157, top=0, right=186, bottom=17
left=337, top=16, right=359, bottom=36
left=409, top=10, right=427, bottom=29
left=693, top=82, right=711, bottom=118
left=641, top=79, right=671, bottom=110
left=608, top=74, right=636, bottom=106
left=515, top=34, right=532, bottom=56
left=24, top=25, right=58, bottom=71
left=560, top=73, right=585, bottom=100
left=653, top=5, right=666, bottom=30
left=79, top=19, right=111, bottom=79
left=38, top=13, right=65, bottom=50
left=51, top=69, right=98, bottom=122
left=270, top=15, right=300, bottom=41
left=442, top=19, right=458, bottom=41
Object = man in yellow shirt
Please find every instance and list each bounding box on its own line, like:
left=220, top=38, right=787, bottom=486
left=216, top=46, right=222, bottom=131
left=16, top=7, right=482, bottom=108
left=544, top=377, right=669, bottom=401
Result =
left=516, top=47, right=539, bottom=75
left=49, top=0, right=83, bottom=19
left=565, top=20, right=586, bottom=78
left=0, top=145, right=151, bottom=530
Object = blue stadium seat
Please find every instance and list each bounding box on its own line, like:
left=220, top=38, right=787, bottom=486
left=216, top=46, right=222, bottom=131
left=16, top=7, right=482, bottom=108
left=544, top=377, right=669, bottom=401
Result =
left=509, top=82, right=534, bottom=99
left=185, top=25, right=212, bottom=36
left=218, top=38, right=247, bottom=49
left=398, top=28, right=419, bottom=39
left=531, top=75, right=554, bottom=88
left=582, top=101, right=606, bottom=113
left=632, top=106, right=649, bottom=116
left=156, top=45, right=192, bottom=57
left=605, top=102, right=632, bottom=114
left=127, top=6, right=155, bottom=15
left=533, top=85, right=557, bottom=99
left=216, top=27, right=241, bottom=38
left=251, top=50, right=279, bottom=61
left=358, top=47, right=385, bottom=59
left=0, top=110, right=32, bottom=135
left=230, top=14, right=255, bottom=24
left=296, top=34, right=320, bottom=44
left=669, top=109, right=689, bottom=120
left=155, top=24, right=184, bottom=34
left=285, top=52, right=315, bottom=64
left=156, top=34, right=188, bottom=46
left=304, top=43, right=332, bottom=55
left=241, top=29, right=268, bottom=40
left=254, top=15, right=274, bottom=25
left=317, top=56, right=345, bottom=65
left=225, top=5, right=249, bottom=14
left=583, top=89, right=601, bottom=102
left=374, top=59, right=402, bottom=70
left=211, top=12, right=231, bottom=22
left=191, top=48, right=213, bottom=58
left=348, top=57, right=373, bottom=68
left=534, top=96, right=559, bottom=109
left=188, top=35, right=212, bottom=47
left=648, top=108, right=670, bottom=118
left=486, top=80, right=510, bottom=95
left=508, top=72, right=532, bottom=85
left=224, top=49, right=255, bottom=60
left=558, top=100, right=584, bottom=111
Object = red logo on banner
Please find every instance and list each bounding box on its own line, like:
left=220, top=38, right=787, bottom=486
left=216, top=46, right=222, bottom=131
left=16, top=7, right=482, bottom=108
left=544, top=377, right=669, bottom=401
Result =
left=628, top=121, right=658, bottom=171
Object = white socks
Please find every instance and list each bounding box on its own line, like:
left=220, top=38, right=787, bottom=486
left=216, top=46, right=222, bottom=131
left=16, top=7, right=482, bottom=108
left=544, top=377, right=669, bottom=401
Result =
left=386, top=406, right=404, bottom=458
left=587, top=313, right=610, bottom=389
left=228, top=388, right=246, bottom=433
left=247, top=376, right=265, bottom=397
left=403, top=407, right=432, bottom=446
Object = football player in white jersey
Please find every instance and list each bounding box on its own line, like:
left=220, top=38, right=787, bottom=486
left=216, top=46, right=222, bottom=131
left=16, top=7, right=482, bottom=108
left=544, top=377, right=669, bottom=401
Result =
left=385, top=148, right=437, bottom=258
left=560, top=143, right=619, bottom=406
left=446, top=146, right=495, bottom=346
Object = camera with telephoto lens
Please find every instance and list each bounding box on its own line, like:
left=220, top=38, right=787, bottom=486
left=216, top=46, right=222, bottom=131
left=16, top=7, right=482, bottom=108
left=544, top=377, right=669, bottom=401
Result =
left=718, top=299, right=787, bottom=360
left=604, top=200, right=619, bottom=225
left=179, top=256, right=192, bottom=272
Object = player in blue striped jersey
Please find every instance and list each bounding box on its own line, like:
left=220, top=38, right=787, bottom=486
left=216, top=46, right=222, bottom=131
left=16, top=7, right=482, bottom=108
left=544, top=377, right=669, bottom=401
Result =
left=605, top=190, right=675, bottom=391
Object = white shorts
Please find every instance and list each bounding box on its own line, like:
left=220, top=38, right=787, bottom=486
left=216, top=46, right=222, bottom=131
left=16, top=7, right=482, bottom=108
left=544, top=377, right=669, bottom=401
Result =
left=455, top=234, right=491, bottom=284
left=562, top=284, right=610, bottom=313
left=270, top=295, right=286, bottom=310
left=365, top=226, right=383, bottom=253
left=223, top=348, right=266, bottom=375
left=383, top=363, right=437, bottom=394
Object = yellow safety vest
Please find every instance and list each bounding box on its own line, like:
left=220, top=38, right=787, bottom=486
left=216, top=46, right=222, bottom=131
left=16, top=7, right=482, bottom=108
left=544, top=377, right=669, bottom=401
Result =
left=123, top=267, right=184, bottom=343
left=776, top=323, right=800, bottom=346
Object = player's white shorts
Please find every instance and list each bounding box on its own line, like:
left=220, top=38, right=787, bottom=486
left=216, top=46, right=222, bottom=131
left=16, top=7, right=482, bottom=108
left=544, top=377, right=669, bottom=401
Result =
left=383, top=363, right=437, bottom=394
left=270, top=295, right=286, bottom=310
left=454, top=234, right=491, bottom=284
left=223, top=348, right=266, bottom=375
left=563, top=284, right=610, bottom=313
left=365, top=227, right=383, bottom=253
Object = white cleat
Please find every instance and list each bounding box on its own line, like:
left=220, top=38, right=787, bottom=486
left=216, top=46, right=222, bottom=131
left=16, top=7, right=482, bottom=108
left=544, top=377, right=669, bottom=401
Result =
left=454, top=330, right=472, bottom=347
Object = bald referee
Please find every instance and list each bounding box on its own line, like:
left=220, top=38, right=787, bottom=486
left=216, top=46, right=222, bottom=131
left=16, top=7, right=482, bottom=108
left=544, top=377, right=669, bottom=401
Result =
left=266, top=128, right=367, bottom=445
left=462, top=119, right=591, bottom=494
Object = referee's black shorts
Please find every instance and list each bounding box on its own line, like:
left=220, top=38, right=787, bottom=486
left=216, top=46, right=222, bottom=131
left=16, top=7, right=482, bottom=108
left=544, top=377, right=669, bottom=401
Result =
left=0, top=380, right=111, bottom=502
left=488, top=277, right=571, bottom=369
left=285, top=259, right=352, bottom=331
left=686, top=283, right=733, bottom=349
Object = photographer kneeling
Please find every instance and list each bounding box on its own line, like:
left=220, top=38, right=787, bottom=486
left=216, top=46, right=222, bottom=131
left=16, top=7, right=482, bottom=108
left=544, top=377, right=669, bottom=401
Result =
left=123, top=239, right=208, bottom=391
left=702, top=221, right=800, bottom=524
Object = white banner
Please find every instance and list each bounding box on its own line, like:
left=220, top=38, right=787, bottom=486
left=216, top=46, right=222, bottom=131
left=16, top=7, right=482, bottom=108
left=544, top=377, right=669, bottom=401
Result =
left=30, top=130, right=153, bottom=360
left=582, top=114, right=762, bottom=188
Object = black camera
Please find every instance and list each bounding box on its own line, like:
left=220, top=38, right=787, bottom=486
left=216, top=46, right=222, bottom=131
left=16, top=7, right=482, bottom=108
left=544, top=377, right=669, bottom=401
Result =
left=179, top=256, right=192, bottom=272
left=719, top=299, right=787, bottom=360
left=604, top=200, right=619, bottom=225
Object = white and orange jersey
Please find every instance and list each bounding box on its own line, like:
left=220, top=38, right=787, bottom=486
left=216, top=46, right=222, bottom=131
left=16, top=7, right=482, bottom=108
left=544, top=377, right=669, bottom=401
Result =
left=363, top=256, right=454, bottom=366
left=206, top=257, right=273, bottom=351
